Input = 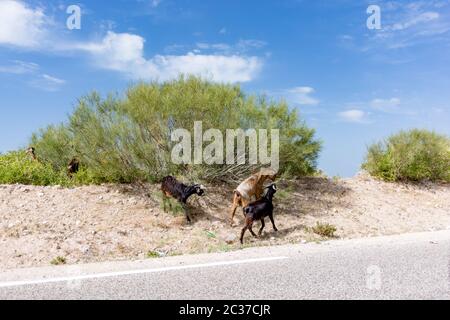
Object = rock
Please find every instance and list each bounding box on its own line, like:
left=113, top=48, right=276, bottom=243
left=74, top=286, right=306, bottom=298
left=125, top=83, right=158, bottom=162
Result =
left=80, top=245, right=90, bottom=254
left=37, top=192, right=44, bottom=197
left=156, top=250, right=167, bottom=257
left=300, top=239, right=307, bottom=244
left=224, top=234, right=237, bottom=244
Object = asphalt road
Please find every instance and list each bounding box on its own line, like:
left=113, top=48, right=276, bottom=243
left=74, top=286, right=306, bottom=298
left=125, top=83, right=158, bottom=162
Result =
left=1, top=230, right=449, bottom=299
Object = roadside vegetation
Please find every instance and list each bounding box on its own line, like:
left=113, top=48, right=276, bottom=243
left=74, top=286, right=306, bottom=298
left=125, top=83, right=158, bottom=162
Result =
left=0, top=150, right=102, bottom=186
left=362, top=129, right=450, bottom=183
left=0, top=151, right=69, bottom=186
left=50, top=256, right=67, bottom=266
left=311, top=222, right=337, bottom=238
left=1, top=76, right=321, bottom=186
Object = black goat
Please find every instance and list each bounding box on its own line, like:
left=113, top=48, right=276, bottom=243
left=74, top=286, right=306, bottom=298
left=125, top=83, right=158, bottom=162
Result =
left=67, top=158, right=80, bottom=177
left=240, top=184, right=278, bottom=244
left=161, top=176, right=205, bottom=223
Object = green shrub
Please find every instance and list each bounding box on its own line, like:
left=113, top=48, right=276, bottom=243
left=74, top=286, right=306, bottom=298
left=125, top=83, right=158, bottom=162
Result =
left=0, top=150, right=104, bottom=186
left=30, top=124, right=74, bottom=171
left=363, top=129, right=450, bottom=182
left=312, top=222, right=337, bottom=238
left=146, top=251, right=161, bottom=258
left=0, top=151, right=68, bottom=186
left=50, top=256, right=66, bottom=265
left=28, top=76, right=321, bottom=184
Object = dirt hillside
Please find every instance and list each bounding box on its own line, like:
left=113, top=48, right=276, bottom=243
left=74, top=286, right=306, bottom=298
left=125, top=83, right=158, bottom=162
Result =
left=1, top=172, right=449, bottom=270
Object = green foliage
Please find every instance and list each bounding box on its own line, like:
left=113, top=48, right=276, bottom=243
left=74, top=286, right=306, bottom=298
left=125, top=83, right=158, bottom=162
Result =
left=31, top=124, right=74, bottom=171
left=363, top=129, right=450, bottom=182
left=205, top=231, right=216, bottom=239
left=0, top=151, right=68, bottom=186
left=160, top=195, right=184, bottom=216
left=0, top=151, right=104, bottom=186
left=50, top=256, right=67, bottom=265
left=312, top=222, right=337, bottom=238
left=146, top=251, right=161, bottom=258
left=17, top=76, right=321, bottom=185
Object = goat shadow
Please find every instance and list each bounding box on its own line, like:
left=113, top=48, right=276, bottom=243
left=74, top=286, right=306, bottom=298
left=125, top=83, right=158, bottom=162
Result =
left=276, top=177, right=352, bottom=219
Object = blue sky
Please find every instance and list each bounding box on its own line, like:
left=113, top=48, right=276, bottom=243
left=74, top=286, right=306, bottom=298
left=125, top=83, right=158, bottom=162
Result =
left=0, top=0, right=449, bottom=177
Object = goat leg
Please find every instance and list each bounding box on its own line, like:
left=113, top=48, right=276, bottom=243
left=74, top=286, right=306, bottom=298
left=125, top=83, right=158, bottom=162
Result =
left=258, top=218, right=265, bottom=236
left=269, top=213, right=278, bottom=232
left=240, top=226, right=247, bottom=244
left=248, top=222, right=257, bottom=238
left=229, top=202, right=239, bottom=226
left=240, top=218, right=254, bottom=244
left=162, top=193, right=167, bottom=212
left=182, top=202, right=191, bottom=223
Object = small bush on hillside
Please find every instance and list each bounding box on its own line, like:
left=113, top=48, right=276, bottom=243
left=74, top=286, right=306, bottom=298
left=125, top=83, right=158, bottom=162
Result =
left=362, top=129, right=450, bottom=182
left=0, top=151, right=68, bottom=186
left=50, top=256, right=66, bottom=265
left=0, top=151, right=102, bottom=186
left=312, top=222, right=337, bottom=238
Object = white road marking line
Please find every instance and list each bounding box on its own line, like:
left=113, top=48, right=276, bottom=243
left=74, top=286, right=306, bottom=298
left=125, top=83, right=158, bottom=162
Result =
left=0, top=256, right=288, bottom=288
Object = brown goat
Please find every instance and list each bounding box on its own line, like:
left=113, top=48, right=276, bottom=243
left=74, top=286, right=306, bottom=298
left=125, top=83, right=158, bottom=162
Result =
left=229, top=168, right=277, bottom=226
left=26, top=147, right=37, bottom=161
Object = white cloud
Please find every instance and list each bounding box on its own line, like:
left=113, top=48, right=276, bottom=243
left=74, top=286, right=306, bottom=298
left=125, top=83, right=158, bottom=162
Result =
left=0, top=60, right=39, bottom=74
left=29, top=74, right=66, bottom=92
left=370, top=97, right=401, bottom=112
left=195, top=39, right=266, bottom=54
left=76, top=32, right=263, bottom=82
left=151, top=0, right=162, bottom=7
left=196, top=42, right=231, bottom=51
left=338, top=109, right=368, bottom=123
left=0, top=3, right=265, bottom=83
left=42, top=74, right=66, bottom=85
left=0, top=60, right=65, bottom=91
left=0, top=0, right=49, bottom=48
left=390, top=12, right=440, bottom=31
left=286, top=87, right=320, bottom=105
left=236, top=39, right=267, bottom=51
left=369, top=1, right=450, bottom=49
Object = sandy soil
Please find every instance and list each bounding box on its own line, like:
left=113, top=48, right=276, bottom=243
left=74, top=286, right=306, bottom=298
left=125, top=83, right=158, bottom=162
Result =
left=1, top=172, right=449, bottom=270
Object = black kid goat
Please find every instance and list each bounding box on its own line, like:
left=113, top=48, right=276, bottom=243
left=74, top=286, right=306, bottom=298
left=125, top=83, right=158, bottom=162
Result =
left=161, top=176, right=205, bottom=223
left=67, top=158, right=80, bottom=177
left=240, top=184, right=278, bottom=244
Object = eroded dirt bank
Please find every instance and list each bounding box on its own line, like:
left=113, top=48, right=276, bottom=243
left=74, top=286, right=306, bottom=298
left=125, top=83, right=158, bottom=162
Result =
left=1, top=173, right=449, bottom=270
